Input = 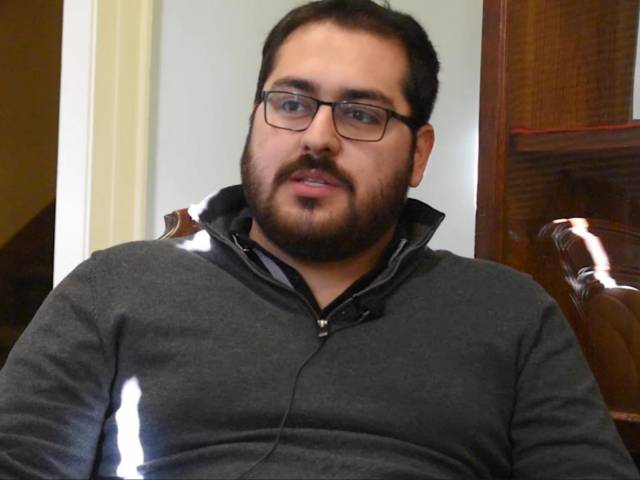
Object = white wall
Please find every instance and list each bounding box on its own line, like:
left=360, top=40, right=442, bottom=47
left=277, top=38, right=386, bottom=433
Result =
left=148, top=0, right=482, bottom=257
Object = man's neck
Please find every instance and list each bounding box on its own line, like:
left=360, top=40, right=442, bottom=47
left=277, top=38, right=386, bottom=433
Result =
left=248, top=223, right=396, bottom=309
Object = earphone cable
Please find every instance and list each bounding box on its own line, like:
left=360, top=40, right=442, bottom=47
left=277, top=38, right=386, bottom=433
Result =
left=235, top=337, right=327, bottom=479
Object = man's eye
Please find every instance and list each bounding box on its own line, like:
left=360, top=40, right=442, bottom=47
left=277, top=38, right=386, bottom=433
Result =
left=343, top=106, right=384, bottom=125
left=272, top=96, right=313, bottom=115
left=281, top=100, right=304, bottom=112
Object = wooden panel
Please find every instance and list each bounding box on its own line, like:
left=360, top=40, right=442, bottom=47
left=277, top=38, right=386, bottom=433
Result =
left=508, top=0, right=639, bottom=129
left=505, top=155, right=640, bottom=223
left=475, top=0, right=510, bottom=261
left=478, top=0, right=640, bottom=459
left=511, top=123, right=640, bottom=155
left=614, top=415, right=640, bottom=455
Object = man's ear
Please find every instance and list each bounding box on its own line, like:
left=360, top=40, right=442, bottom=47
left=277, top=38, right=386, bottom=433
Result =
left=409, top=123, right=435, bottom=188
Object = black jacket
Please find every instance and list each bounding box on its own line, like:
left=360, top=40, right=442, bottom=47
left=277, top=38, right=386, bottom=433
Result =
left=0, top=186, right=637, bottom=478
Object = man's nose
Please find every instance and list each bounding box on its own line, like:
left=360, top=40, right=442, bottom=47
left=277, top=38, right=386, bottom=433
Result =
left=300, top=105, right=341, bottom=156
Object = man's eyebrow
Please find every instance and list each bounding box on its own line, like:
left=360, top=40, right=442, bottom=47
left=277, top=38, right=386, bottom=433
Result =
left=270, top=77, right=318, bottom=94
left=340, top=89, right=395, bottom=108
left=269, top=78, right=396, bottom=108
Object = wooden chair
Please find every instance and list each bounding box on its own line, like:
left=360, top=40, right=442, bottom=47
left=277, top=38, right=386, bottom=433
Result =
left=541, top=218, right=640, bottom=454
left=159, top=209, right=202, bottom=239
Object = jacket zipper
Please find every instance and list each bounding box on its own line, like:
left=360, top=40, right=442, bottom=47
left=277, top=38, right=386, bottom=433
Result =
left=214, top=228, right=423, bottom=337
left=224, top=231, right=325, bottom=333
left=312, top=239, right=417, bottom=332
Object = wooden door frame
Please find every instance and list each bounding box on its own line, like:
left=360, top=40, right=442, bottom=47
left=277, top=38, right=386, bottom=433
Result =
left=475, top=0, right=509, bottom=261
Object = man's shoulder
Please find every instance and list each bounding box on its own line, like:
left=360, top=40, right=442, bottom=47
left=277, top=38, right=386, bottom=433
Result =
left=416, top=248, right=554, bottom=311
left=93, top=237, right=177, bottom=256
left=63, top=232, right=225, bottom=286
left=91, top=231, right=218, bottom=264
left=424, top=248, right=536, bottom=283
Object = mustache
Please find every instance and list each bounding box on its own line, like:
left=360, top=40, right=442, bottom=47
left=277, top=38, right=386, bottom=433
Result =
left=273, top=154, right=355, bottom=192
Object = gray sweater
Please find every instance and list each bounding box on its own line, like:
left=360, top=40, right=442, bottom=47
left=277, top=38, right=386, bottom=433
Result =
left=0, top=186, right=637, bottom=478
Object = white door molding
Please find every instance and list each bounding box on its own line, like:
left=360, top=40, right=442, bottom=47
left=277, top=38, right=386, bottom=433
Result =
left=54, top=0, right=154, bottom=285
left=54, top=0, right=98, bottom=285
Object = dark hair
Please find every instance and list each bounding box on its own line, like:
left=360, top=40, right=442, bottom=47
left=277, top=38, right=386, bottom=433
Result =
left=254, top=0, right=440, bottom=126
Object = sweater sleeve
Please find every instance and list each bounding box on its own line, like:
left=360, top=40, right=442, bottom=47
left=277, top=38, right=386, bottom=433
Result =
left=0, top=257, right=114, bottom=478
left=510, top=295, right=639, bottom=478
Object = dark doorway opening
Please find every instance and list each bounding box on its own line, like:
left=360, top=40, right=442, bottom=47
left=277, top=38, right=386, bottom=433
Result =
left=0, top=0, right=63, bottom=365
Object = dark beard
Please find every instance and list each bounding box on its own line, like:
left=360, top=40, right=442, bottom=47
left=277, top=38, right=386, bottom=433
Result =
left=240, top=129, right=414, bottom=262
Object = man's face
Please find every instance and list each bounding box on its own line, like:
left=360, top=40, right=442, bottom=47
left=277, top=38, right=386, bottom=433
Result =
left=241, top=22, right=433, bottom=262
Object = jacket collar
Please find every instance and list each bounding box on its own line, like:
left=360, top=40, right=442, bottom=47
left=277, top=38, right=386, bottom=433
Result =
left=187, top=184, right=445, bottom=252
left=186, top=185, right=445, bottom=330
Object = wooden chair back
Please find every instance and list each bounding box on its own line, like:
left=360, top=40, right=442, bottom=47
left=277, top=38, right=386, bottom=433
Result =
left=159, top=209, right=202, bottom=239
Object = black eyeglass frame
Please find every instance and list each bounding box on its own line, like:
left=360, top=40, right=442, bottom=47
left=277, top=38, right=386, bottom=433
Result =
left=260, top=90, right=422, bottom=142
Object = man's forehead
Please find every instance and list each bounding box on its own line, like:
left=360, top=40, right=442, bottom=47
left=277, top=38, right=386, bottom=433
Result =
left=264, top=21, right=410, bottom=110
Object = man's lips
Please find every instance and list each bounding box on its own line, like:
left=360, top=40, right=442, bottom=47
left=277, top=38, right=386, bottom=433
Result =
left=272, top=154, right=355, bottom=193
left=285, top=168, right=349, bottom=198
left=289, top=169, right=343, bottom=188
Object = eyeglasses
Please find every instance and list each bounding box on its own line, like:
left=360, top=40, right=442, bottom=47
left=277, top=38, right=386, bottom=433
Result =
left=261, top=90, right=420, bottom=142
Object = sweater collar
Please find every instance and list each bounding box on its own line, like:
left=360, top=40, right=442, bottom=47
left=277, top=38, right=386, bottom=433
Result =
left=188, top=184, right=445, bottom=251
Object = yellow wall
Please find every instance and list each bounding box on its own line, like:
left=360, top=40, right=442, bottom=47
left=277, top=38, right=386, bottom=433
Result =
left=89, top=0, right=153, bottom=252
left=0, top=0, right=62, bottom=247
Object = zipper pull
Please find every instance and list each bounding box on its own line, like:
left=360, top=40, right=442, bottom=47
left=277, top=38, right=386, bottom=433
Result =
left=231, top=233, right=250, bottom=252
left=317, top=318, right=329, bottom=338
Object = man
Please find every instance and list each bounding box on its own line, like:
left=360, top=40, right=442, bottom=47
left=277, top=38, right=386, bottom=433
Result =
left=0, top=0, right=637, bottom=478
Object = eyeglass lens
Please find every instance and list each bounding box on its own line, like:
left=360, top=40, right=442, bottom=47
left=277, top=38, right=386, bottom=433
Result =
left=265, top=92, right=389, bottom=141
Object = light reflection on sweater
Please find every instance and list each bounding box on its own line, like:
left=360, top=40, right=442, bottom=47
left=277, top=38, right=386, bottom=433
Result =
left=115, top=377, right=144, bottom=479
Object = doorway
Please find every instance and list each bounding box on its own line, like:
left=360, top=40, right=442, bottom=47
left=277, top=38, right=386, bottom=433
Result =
left=0, top=0, right=63, bottom=365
